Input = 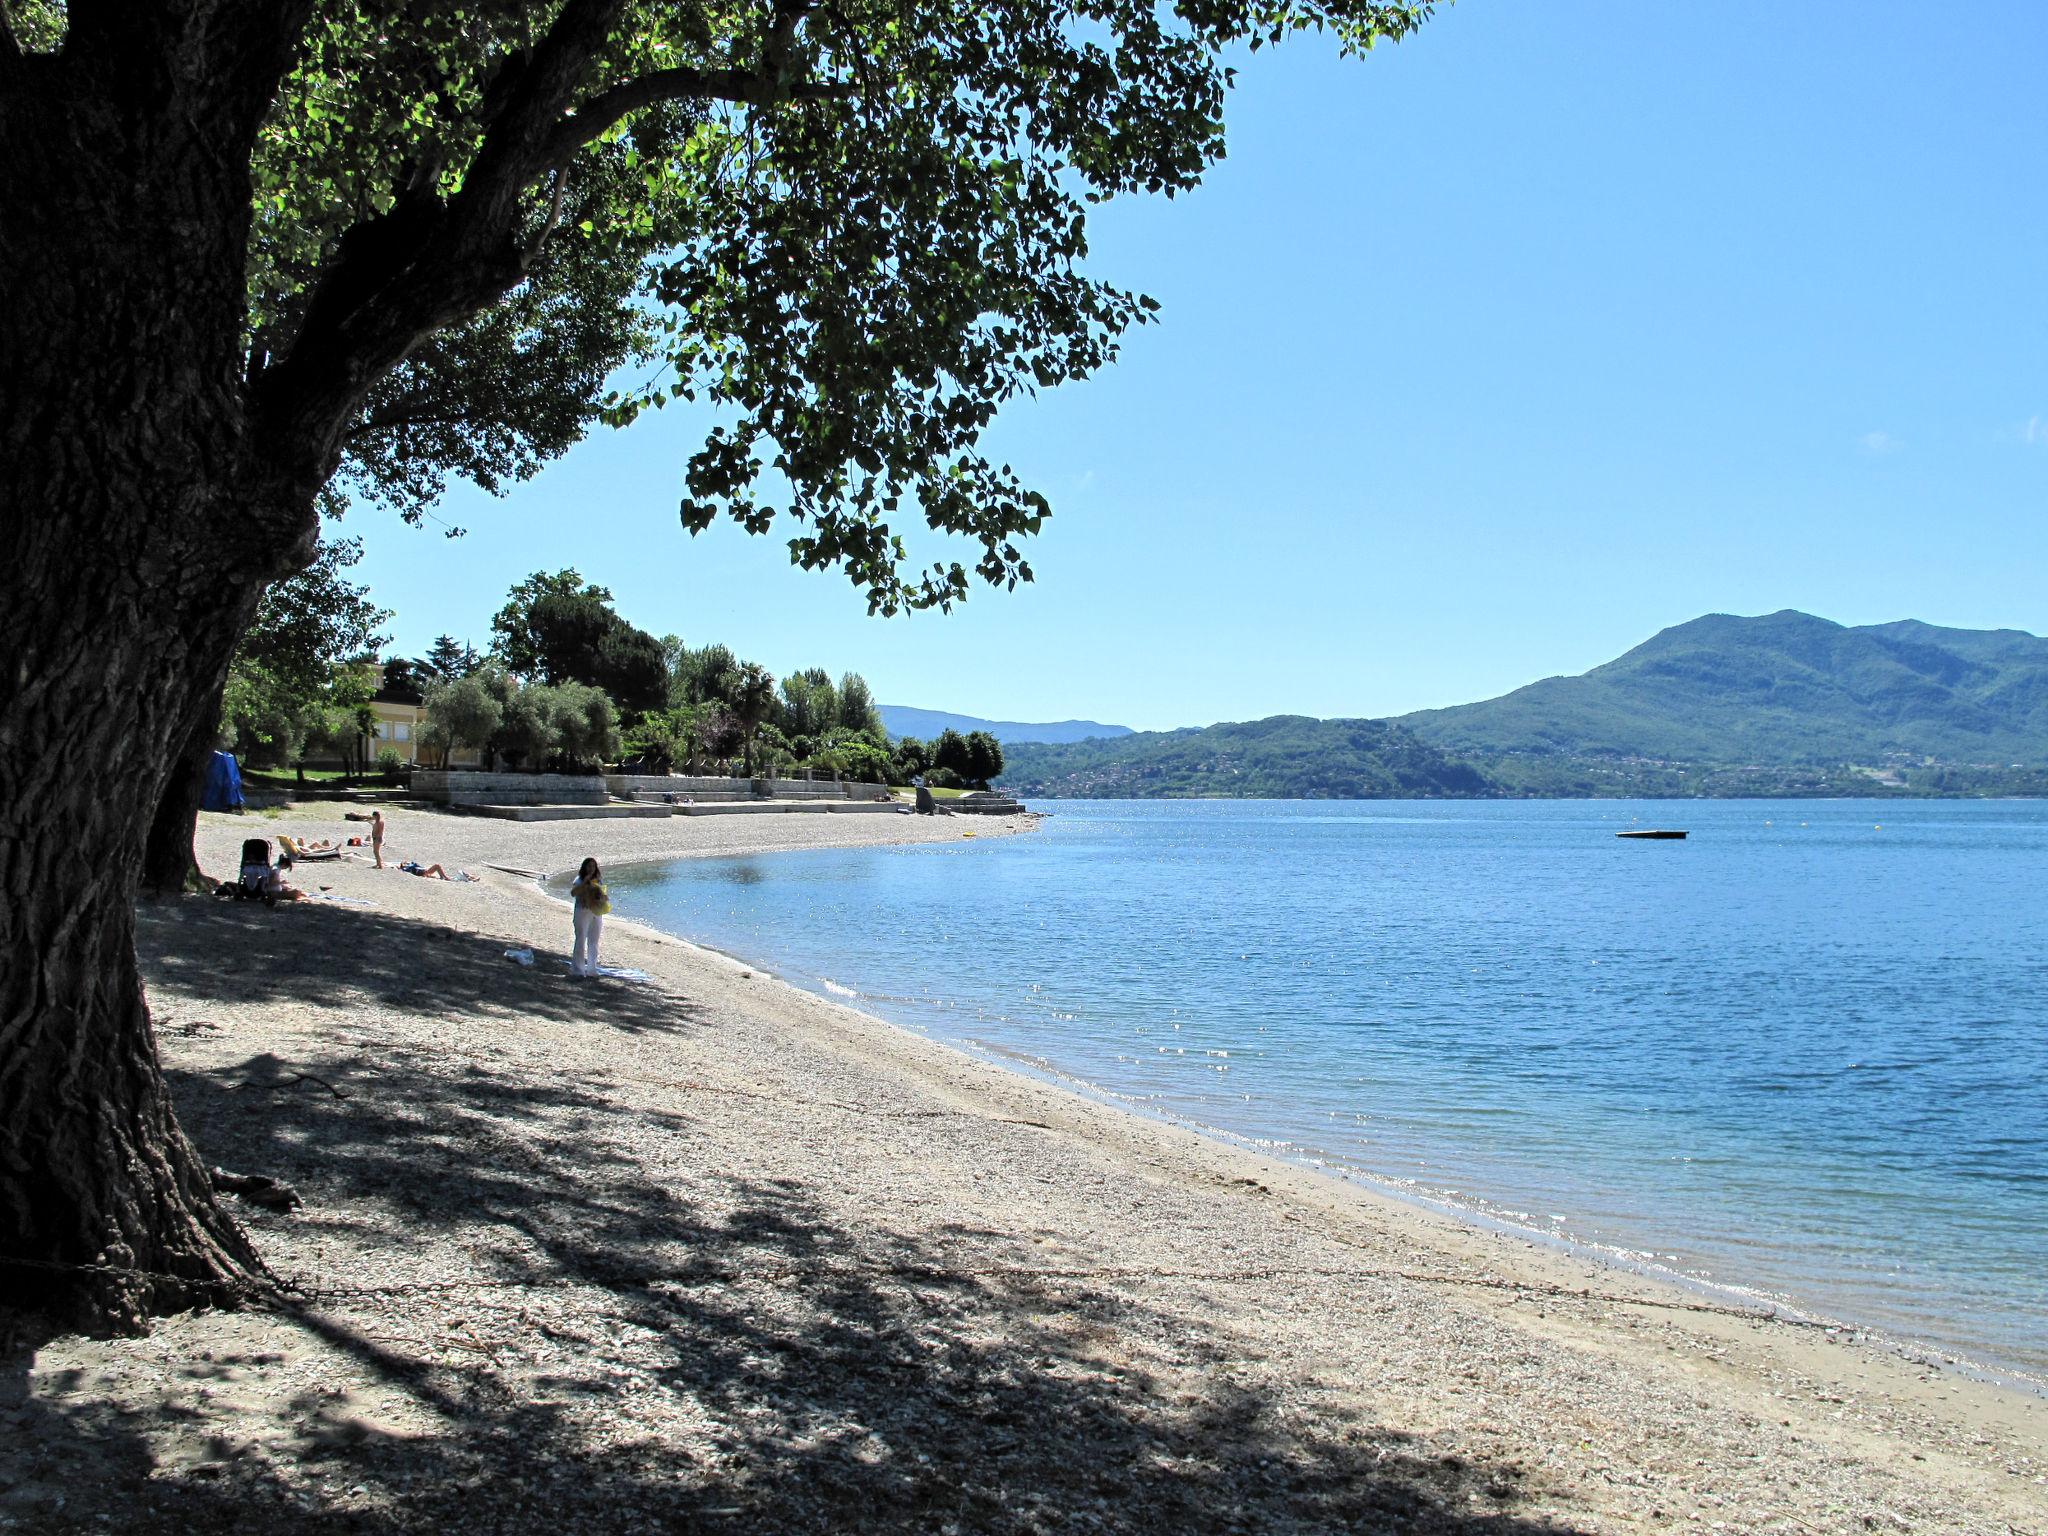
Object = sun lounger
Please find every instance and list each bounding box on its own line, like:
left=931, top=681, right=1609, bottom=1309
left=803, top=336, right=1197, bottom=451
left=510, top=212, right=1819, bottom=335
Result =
left=278, top=833, right=342, bottom=862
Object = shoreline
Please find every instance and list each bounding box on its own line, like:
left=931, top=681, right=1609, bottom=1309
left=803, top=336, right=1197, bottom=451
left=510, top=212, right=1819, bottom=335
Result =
left=4, top=803, right=2042, bottom=1532
left=609, top=908, right=2048, bottom=1405
left=537, top=811, right=2048, bottom=1402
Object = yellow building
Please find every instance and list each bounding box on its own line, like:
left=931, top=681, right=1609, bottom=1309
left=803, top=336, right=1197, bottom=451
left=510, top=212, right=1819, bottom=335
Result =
left=366, top=690, right=483, bottom=768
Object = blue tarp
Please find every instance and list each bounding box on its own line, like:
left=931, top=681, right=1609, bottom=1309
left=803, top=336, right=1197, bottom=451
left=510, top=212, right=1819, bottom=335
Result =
left=201, top=750, right=244, bottom=812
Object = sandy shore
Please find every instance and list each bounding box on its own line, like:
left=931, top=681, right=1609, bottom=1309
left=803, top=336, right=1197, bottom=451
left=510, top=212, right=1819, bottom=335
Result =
left=3, top=804, right=2043, bottom=1533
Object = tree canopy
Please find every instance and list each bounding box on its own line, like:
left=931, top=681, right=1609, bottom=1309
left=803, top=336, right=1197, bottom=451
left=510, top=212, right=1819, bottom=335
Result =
left=12, top=0, right=1429, bottom=613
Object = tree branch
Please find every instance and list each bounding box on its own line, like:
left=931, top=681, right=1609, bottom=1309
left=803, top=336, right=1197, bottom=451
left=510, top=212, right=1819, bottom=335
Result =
left=536, top=64, right=853, bottom=165
left=250, top=0, right=849, bottom=492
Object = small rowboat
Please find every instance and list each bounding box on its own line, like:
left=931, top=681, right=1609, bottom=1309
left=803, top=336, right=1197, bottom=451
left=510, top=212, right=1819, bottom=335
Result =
left=1616, top=829, right=1687, bottom=840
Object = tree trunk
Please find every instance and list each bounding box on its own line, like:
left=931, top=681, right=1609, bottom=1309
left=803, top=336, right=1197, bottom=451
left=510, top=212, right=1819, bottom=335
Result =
left=0, top=491, right=281, bottom=1329
left=0, top=31, right=319, bottom=1331
left=143, top=700, right=228, bottom=895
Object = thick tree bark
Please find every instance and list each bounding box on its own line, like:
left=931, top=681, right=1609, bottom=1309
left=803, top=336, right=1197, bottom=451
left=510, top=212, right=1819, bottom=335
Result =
left=0, top=14, right=318, bottom=1331
left=143, top=701, right=228, bottom=896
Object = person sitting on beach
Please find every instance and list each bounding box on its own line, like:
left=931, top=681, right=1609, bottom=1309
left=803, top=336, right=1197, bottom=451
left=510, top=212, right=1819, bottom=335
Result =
left=260, top=864, right=309, bottom=902
left=569, top=857, right=611, bottom=977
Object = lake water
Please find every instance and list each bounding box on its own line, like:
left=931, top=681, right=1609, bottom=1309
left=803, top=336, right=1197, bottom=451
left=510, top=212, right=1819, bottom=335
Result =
left=598, top=799, right=2048, bottom=1383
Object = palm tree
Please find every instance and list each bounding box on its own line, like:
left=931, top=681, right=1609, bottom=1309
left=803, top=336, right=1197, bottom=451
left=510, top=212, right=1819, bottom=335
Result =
left=732, top=662, right=778, bottom=777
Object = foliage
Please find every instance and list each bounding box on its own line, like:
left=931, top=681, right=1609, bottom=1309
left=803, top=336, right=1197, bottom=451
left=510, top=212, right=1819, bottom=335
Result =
left=380, top=656, right=430, bottom=701
left=669, top=642, right=741, bottom=710
left=594, top=624, right=670, bottom=718
left=491, top=683, right=559, bottom=769
left=547, top=681, right=624, bottom=767
left=489, top=570, right=668, bottom=717
left=490, top=570, right=616, bottom=676
left=836, top=672, right=884, bottom=738
left=422, top=673, right=506, bottom=765
left=892, top=736, right=932, bottom=780
left=997, top=717, right=1491, bottom=799
left=929, top=729, right=970, bottom=780
left=222, top=0, right=1435, bottom=615
left=821, top=735, right=897, bottom=785
left=220, top=538, right=390, bottom=765
left=424, top=634, right=481, bottom=679
left=963, top=730, right=1004, bottom=788
left=730, top=661, right=779, bottom=774
left=779, top=667, right=840, bottom=740
left=700, top=705, right=747, bottom=768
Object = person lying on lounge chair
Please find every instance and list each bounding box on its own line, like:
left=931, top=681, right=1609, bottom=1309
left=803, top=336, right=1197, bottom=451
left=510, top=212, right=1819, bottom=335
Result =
left=278, top=833, right=342, bottom=861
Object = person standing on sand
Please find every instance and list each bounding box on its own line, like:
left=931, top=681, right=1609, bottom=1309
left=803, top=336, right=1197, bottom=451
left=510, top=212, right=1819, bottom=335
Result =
left=569, top=857, right=610, bottom=977
left=370, top=809, right=386, bottom=869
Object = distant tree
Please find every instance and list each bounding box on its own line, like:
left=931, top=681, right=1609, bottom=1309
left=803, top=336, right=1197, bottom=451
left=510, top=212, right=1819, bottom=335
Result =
left=499, top=580, right=668, bottom=719
left=670, top=642, right=741, bottom=711
left=149, top=538, right=389, bottom=887
left=424, top=635, right=478, bottom=680
left=622, top=703, right=710, bottom=772
left=490, top=570, right=615, bottom=677
left=417, top=718, right=453, bottom=771
left=732, top=663, right=780, bottom=776
left=827, top=735, right=897, bottom=785
left=701, top=706, right=748, bottom=773
left=379, top=657, right=429, bottom=703
left=492, top=685, right=559, bottom=771
left=305, top=668, right=381, bottom=780
left=423, top=675, right=505, bottom=769
left=837, top=672, right=884, bottom=738
left=522, top=590, right=619, bottom=685
left=963, top=730, right=1005, bottom=789
left=893, top=736, right=932, bottom=781
left=549, top=682, right=622, bottom=768
left=780, top=667, right=840, bottom=740
left=932, top=729, right=972, bottom=780
left=593, top=625, right=670, bottom=719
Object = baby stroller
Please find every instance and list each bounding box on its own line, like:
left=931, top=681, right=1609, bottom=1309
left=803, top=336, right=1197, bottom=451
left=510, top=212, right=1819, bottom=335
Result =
left=235, top=837, right=279, bottom=907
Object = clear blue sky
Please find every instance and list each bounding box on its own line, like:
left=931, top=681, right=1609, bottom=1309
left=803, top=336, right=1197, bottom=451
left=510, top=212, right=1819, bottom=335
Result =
left=353, top=1, right=2047, bottom=732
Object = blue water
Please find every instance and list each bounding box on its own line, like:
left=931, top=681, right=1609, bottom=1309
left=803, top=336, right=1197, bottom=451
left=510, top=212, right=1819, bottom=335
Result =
left=596, top=800, right=2048, bottom=1381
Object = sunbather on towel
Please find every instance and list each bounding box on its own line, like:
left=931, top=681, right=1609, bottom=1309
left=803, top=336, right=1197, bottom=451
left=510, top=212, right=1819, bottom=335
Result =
left=397, top=860, right=476, bottom=882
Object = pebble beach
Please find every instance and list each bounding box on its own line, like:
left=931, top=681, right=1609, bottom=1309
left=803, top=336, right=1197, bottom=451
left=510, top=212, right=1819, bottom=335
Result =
left=3, top=804, right=2043, bottom=1534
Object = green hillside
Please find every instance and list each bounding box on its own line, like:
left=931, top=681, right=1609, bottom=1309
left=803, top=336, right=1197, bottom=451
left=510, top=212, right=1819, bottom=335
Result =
left=995, top=613, right=2048, bottom=800
left=1401, top=611, right=2048, bottom=767
left=996, top=716, right=1490, bottom=799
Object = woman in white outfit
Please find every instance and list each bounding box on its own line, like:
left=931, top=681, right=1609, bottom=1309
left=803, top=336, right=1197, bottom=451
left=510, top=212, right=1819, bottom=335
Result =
left=569, top=857, right=610, bottom=977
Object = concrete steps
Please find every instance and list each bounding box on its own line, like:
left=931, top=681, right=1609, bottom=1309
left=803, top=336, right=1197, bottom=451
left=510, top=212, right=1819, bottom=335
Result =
left=673, top=800, right=908, bottom=817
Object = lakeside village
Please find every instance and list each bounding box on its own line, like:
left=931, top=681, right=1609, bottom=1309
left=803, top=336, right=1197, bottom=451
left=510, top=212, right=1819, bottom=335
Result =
left=220, top=558, right=1023, bottom=821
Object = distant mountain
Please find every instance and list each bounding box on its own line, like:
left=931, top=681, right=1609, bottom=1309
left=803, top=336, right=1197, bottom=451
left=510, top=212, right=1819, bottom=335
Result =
left=878, top=705, right=1134, bottom=746
left=993, top=612, right=2048, bottom=800
left=997, top=716, right=1490, bottom=799
left=1400, top=611, right=2048, bottom=769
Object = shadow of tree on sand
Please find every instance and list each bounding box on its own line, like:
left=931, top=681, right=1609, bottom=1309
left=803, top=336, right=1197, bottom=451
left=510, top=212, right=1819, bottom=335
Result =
left=138, top=893, right=700, bottom=1037
left=2, top=900, right=1590, bottom=1533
